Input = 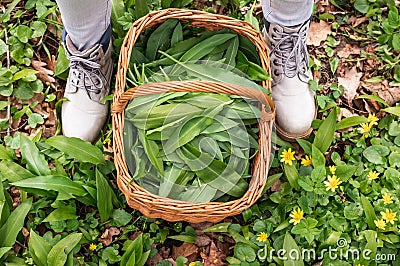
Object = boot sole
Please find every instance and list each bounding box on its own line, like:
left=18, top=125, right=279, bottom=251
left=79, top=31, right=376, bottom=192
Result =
left=275, top=109, right=317, bottom=142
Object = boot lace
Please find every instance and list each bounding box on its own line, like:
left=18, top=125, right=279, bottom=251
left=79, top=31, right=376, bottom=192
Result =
left=271, top=28, right=309, bottom=79
left=69, top=55, right=103, bottom=95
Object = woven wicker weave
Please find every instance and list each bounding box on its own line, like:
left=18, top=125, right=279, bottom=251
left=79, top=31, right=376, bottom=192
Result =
left=112, top=8, right=275, bottom=223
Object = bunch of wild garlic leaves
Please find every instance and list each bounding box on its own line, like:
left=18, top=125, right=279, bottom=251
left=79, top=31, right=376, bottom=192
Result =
left=123, top=19, right=270, bottom=202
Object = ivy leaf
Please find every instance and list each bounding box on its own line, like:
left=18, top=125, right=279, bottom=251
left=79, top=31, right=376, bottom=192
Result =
left=234, top=243, right=256, bottom=262
left=354, top=0, right=369, bottom=13
left=28, top=113, right=44, bottom=128
left=363, top=145, right=390, bottom=164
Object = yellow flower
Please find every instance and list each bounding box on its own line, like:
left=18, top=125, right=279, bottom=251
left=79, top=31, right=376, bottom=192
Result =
left=329, top=165, right=336, bottom=174
left=381, top=209, right=397, bottom=225
left=89, top=243, right=97, bottom=251
left=359, top=123, right=372, bottom=137
left=301, top=155, right=312, bottom=166
left=189, top=263, right=196, bottom=266
left=103, top=138, right=111, bottom=146
left=368, top=114, right=379, bottom=125
left=382, top=193, right=393, bottom=204
left=289, top=208, right=304, bottom=225
left=374, top=219, right=387, bottom=230
left=280, top=148, right=296, bottom=166
left=256, top=232, right=268, bottom=242
left=324, top=175, right=342, bottom=192
left=368, top=170, right=379, bottom=180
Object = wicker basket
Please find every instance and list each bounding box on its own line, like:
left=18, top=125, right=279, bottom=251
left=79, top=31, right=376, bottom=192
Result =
left=112, top=8, right=275, bottom=223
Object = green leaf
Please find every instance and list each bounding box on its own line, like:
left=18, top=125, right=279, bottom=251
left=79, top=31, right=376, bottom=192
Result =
left=47, top=233, right=82, bottom=266
left=296, top=138, right=312, bottom=155
left=360, top=195, right=376, bottom=229
left=283, top=163, right=299, bottom=190
left=179, top=144, right=248, bottom=197
left=179, top=33, right=235, bottom=62
left=15, top=25, right=33, bottom=43
left=313, top=108, right=337, bottom=153
left=138, top=130, right=164, bottom=175
left=30, top=21, right=47, bottom=38
left=121, top=234, right=142, bottom=266
left=0, top=144, right=14, bottom=161
left=131, top=103, right=202, bottom=130
left=329, top=57, right=339, bottom=75
left=20, top=134, right=51, bottom=176
left=54, top=46, right=69, bottom=80
left=12, top=69, right=37, bottom=81
left=42, top=205, right=77, bottom=222
left=0, top=161, right=34, bottom=182
left=354, top=0, right=369, bottom=13
left=176, top=256, right=188, bottom=266
left=0, top=198, right=32, bottom=247
left=0, top=247, right=11, bottom=260
left=29, top=230, right=51, bottom=266
left=234, top=243, right=256, bottom=262
left=311, top=166, right=326, bottom=183
left=298, top=176, right=314, bottom=192
left=291, top=218, right=320, bottom=244
left=0, top=40, right=7, bottom=57
left=283, top=233, right=304, bottom=266
left=96, top=169, right=114, bottom=222
left=344, top=203, right=363, bottom=220
left=146, top=19, right=179, bottom=61
left=11, top=175, right=87, bottom=196
left=134, top=0, right=149, bottom=18
left=312, top=144, right=326, bottom=168
left=110, top=0, right=125, bottom=37
left=392, top=33, right=400, bottom=51
left=202, top=222, right=231, bottom=233
left=335, top=165, right=357, bottom=182
left=224, top=36, right=239, bottom=66
left=46, top=136, right=106, bottom=165
left=358, top=230, right=378, bottom=266
left=336, top=116, right=369, bottom=130
left=355, top=94, right=389, bottom=107
left=363, top=145, right=390, bottom=164
left=163, top=108, right=218, bottom=154
left=263, top=173, right=282, bottom=193
left=111, top=209, right=132, bottom=227
left=28, top=113, right=44, bottom=128
left=383, top=106, right=400, bottom=117
left=168, top=234, right=196, bottom=243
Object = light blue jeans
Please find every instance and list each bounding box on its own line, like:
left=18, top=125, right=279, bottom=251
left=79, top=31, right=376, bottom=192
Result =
left=55, top=0, right=112, bottom=50
left=56, top=0, right=313, bottom=50
left=261, top=0, right=314, bottom=26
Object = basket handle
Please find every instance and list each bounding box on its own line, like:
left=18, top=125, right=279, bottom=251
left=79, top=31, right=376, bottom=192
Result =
left=112, top=80, right=275, bottom=119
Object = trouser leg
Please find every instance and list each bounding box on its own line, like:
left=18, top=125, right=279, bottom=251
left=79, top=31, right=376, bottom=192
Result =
left=261, top=0, right=314, bottom=26
left=55, top=0, right=112, bottom=50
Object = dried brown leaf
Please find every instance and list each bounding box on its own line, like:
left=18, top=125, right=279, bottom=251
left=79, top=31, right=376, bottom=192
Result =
left=195, top=235, right=212, bottom=247
left=98, top=227, right=120, bottom=246
left=338, top=67, right=363, bottom=103
left=200, top=242, right=226, bottom=266
left=172, top=242, right=198, bottom=261
left=337, top=43, right=361, bottom=58
left=307, top=20, right=331, bottom=46
left=31, top=59, right=55, bottom=84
